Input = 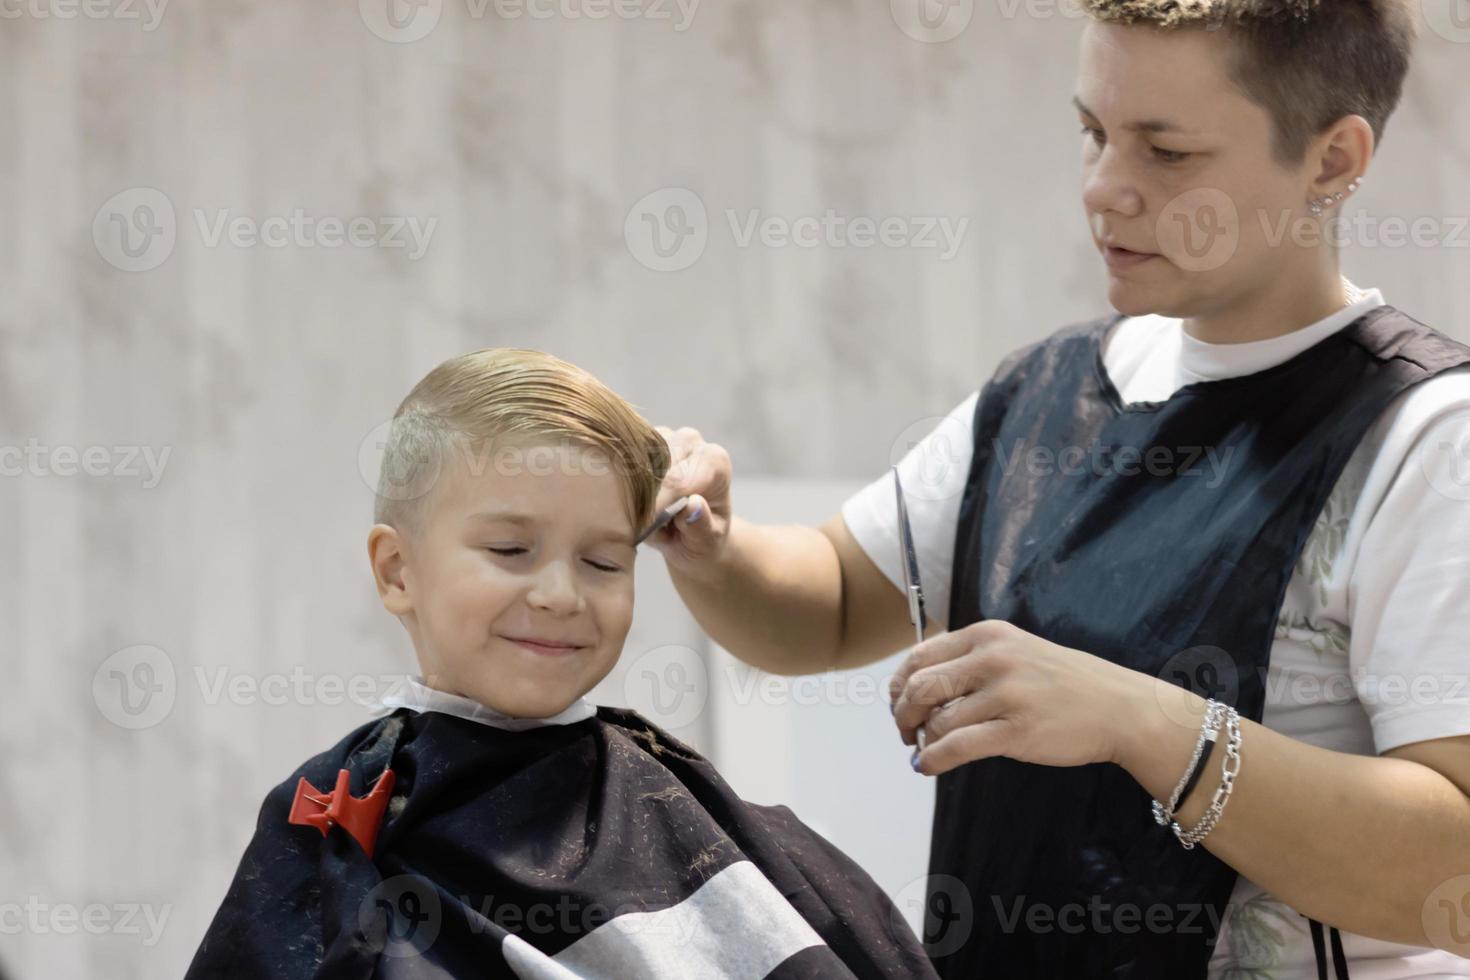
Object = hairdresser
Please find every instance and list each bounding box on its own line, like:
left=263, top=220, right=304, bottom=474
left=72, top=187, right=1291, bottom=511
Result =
left=646, top=2, right=1470, bottom=977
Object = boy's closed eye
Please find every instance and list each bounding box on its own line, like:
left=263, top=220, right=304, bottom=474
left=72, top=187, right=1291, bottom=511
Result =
left=483, top=545, right=628, bottom=574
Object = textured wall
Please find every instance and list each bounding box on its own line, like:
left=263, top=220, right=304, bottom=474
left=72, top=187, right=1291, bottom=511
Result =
left=2, top=0, right=1467, bottom=976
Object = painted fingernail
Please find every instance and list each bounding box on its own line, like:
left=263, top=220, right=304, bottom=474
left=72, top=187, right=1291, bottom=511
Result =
left=685, top=505, right=703, bottom=524
left=910, top=749, right=921, bottom=772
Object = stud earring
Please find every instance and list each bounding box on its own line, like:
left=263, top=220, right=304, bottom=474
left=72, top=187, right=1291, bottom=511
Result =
left=1309, top=176, right=1363, bottom=217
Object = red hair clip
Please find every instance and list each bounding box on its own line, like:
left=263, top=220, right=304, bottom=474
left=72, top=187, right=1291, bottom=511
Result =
left=287, top=767, right=395, bottom=858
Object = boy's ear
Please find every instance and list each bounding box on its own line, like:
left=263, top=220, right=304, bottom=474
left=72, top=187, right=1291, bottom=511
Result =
left=368, top=524, right=413, bottom=615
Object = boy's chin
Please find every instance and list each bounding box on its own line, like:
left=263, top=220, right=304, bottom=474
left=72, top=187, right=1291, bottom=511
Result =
left=460, top=678, right=585, bottom=720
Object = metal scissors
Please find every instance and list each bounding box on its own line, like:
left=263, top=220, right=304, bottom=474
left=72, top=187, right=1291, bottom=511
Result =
left=893, top=466, right=937, bottom=753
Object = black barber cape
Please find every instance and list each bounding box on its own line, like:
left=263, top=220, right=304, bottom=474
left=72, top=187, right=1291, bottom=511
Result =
left=186, top=705, right=937, bottom=980
left=926, top=304, right=1470, bottom=978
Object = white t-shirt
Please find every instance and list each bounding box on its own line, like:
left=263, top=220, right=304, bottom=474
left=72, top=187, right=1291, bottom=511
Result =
left=841, top=282, right=1470, bottom=978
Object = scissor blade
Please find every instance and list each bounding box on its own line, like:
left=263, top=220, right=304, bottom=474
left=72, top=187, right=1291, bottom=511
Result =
left=892, top=467, right=928, bottom=637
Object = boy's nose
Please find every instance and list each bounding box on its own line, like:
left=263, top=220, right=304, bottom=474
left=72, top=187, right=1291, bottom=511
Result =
left=526, top=560, right=585, bottom=614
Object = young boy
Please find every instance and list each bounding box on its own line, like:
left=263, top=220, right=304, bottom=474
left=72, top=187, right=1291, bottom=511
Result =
left=185, top=348, right=936, bottom=980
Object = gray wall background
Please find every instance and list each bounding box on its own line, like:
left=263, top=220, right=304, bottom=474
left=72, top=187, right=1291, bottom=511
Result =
left=2, top=0, right=1468, bottom=976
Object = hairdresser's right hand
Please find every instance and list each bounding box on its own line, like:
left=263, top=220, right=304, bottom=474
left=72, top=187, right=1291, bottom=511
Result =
left=648, top=426, right=733, bottom=577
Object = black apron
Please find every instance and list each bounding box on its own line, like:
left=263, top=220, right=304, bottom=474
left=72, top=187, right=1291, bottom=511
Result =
left=924, top=304, right=1470, bottom=978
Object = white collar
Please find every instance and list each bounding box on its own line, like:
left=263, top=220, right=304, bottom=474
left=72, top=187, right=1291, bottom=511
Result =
left=376, top=676, right=597, bottom=731
left=1174, top=278, right=1386, bottom=383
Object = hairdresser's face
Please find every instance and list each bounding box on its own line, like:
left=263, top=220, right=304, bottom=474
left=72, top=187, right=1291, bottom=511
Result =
left=401, top=442, right=637, bottom=719
left=1076, top=22, right=1309, bottom=317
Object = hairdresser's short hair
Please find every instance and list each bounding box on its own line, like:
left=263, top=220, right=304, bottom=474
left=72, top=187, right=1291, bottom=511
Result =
left=1082, top=0, right=1417, bottom=166
left=373, top=348, right=671, bottom=539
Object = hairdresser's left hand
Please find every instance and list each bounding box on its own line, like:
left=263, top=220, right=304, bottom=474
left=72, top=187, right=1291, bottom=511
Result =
left=888, top=619, right=1164, bottom=776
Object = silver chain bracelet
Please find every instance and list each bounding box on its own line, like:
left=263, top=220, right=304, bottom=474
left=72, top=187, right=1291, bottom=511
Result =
left=1151, top=698, right=1226, bottom=828
left=1172, top=705, right=1242, bottom=850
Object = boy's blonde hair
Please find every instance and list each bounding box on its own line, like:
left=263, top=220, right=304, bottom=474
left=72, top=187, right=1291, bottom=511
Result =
left=1082, top=0, right=1416, bottom=167
left=373, top=348, right=671, bottom=539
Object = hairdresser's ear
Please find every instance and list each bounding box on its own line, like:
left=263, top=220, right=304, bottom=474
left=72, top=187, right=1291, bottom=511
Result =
left=368, top=524, right=413, bottom=615
left=1310, top=113, right=1374, bottom=196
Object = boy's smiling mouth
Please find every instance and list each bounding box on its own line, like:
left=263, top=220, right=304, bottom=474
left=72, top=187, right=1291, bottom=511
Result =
left=498, top=634, right=590, bottom=655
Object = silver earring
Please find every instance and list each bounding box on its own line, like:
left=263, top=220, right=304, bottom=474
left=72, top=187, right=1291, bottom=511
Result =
left=1310, top=175, right=1363, bottom=216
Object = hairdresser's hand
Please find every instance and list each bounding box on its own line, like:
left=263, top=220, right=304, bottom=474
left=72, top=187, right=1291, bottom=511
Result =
left=888, top=619, right=1164, bottom=776
left=647, top=426, right=733, bottom=576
